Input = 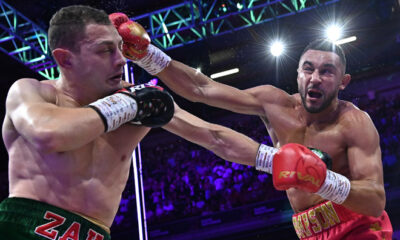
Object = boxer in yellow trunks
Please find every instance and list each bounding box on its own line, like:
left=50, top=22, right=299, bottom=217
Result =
left=292, top=200, right=392, bottom=239
left=115, top=12, right=394, bottom=239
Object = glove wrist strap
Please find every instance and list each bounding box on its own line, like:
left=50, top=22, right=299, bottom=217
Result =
left=255, top=144, right=278, bottom=174
left=88, top=93, right=138, bottom=132
left=316, top=170, right=351, bottom=204
left=133, top=44, right=171, bottom=75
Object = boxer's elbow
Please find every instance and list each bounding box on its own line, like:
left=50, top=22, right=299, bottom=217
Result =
left=208, top=129, right=252, bottom=166
left=371, top=186, right=386, bottom=217
left=372, top=208, right=385, bottom=218
left=368, top=202, right=385, bottom=218
left=169, top=67, right=208, bottom=102
left=30, top=125, right=63, bottom=153
left=13, top=117, right=59, bottom=153
left=190, top=84, right=207, bottom=103
left=13, top=107, right=66, bottom=153
left=208, top=130, right=234, bottom=160
left=361, top=184, right=386, bottom=217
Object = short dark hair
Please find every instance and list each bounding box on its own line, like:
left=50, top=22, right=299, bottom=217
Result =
left=48, top=5, right=111, bottom=52
left=301, top=39, right=347, bottom=71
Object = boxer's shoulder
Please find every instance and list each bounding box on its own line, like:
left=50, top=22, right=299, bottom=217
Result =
left=338, top=100, right=371, bottom=125
left=9, top=78, right=58, bottom=105
left=11, top=77, right=40, bottom=89
left=337, top=100, right=377, bottom=140
left=7, top=78, right=41, bottom=102
left=36, top=79, right=59, bottom=104
left=11, top=77, right=55, bottom=92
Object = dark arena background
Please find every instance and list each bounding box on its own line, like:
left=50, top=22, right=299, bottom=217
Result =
left=1, top=0, right=400, bottom=239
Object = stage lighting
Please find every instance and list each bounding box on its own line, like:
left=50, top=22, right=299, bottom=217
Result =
left=335, top=36, right=357, bottom=45
left=270, top=41, right=284, bottom=57
left=325, top=24, right=342, bottom=42
left=211, top=68, right=239, bottom=79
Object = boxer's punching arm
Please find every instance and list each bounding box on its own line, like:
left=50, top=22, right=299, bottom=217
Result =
left=157, top=61, right=267, bottom=115
left=5, top=78, right=104, bottom=153
left=109, top=13, right=281, bottom=116
left=163, top=103, right=259, bottom=165
left=341, top=110, right=385, bottom=217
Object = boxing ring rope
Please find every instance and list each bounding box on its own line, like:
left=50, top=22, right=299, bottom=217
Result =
left=124, top=62, right=148, bottom=240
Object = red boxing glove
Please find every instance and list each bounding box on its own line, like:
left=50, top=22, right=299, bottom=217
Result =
left=272, top=143, right=327, bottom=192
left=110, top=14, right=151, bottom=60
left=118, top=21, right=150, bottom=59
left=109, top=12, right=171, bottom=75
left=109, top=12, right=129, bottom=29
left=109, top=13, right=150, bottom=60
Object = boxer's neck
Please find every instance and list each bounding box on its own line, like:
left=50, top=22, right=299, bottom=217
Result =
left=302, top=98, right=341, bottom=125
left=56, top=75, right=101, bottom=106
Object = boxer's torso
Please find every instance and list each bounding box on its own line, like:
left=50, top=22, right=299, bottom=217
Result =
left=2, top=79, right=150, bottom=227
left=261, top=93, right=355, bottom=213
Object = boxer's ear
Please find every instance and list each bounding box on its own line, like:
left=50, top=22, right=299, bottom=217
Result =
left=52, top=48, right=73, bottom=69
left=339, top=74, right=351, bottom=91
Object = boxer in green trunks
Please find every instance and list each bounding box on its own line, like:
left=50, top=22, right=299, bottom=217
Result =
left=0, top=198, right=109, bottom=240
left=1, top=5, right=271, bottom=239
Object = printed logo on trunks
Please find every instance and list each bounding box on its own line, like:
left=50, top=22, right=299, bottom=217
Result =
left=370, top=222, right=382, bottom=231
left=292, top=201, right=341, bottom=239
left=34, top=210, right=105, bottom=240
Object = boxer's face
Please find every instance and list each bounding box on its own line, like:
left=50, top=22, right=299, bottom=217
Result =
left=297, top=49, right=346, bottom=113
left=71, top=23, right=126, bottom=95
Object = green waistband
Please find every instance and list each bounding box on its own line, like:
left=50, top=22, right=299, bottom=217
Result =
left=0, top=197, right=110, bottom=240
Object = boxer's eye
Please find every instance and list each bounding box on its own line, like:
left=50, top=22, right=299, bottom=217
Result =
left=103, top=48, right=113, bottom=53
left=303, top=67, right=313, bottom=73
left=320, top=69, right=334, bottom=76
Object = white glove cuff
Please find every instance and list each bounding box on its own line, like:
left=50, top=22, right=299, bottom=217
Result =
left=316, top=170, right=351, bottom=204
left=255, top=144, right=278, bottom=174
left=133, top=44, right=171, bottom=75
left=88, top=93, right=138, bottom=132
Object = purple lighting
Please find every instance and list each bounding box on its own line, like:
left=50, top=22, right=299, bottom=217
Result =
left=149, top=78, right=158, bottom=86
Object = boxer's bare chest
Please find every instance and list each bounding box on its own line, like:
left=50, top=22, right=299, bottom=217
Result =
left=261, top=103, right=351, bottom=212
left=44, top=83, right=150, bottom=172
left=262, top=111, right=348, bottom=172
left=8, top=81, right=151, bottom=225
